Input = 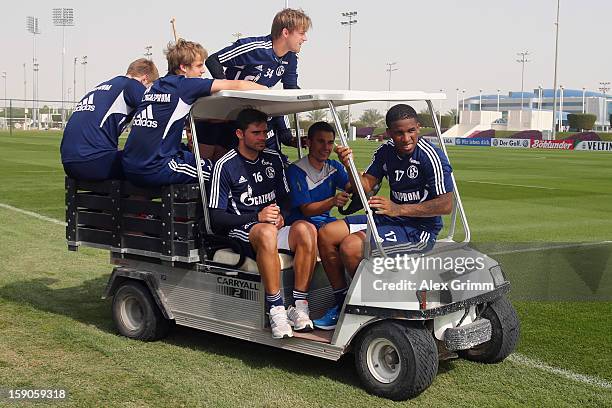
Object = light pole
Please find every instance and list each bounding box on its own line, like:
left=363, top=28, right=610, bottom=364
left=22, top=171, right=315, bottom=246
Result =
left=385, top=62, right=397, bottom=110
left=582, top=87, right=586, bottom=113
left=479, top=89, right=483, bottom=111
left=455, top=88, right=460, bottom=124
left=52, top=7, right=75, bottom=129
left=341, top=11, right=357, bottom=130
left=551, top=0, right=561, bottom=138
left=144, top=45, right=152, bottom=59
left=27, top=16, right=40, bottom=128
left=559, top=85, right=564, bottom=131
left=81, top=56, right=88, bottom=95
left=516, top=50, right=530, bottom=111
left=23, top=63, right=27, bottom=113
left=73, top=57, right=77, bottom=103
left=537, top=85, right=543, bottom=110
left=232, top=33, right=242, bottom=43
left=496, top=89, right=500, bottom=112
left=439, top=89, right=444, bottom=124
left=2, top=72, right=6, bottom=129
left=462, top=89, right=466, bottom=112
left=599, top=81, right=610, bottom=127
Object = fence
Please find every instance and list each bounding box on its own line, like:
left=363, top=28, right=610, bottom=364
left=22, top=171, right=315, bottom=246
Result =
left=0, top=98, right=78, bottom=135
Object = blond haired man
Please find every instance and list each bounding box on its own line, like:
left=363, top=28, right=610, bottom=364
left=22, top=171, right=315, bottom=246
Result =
left=201, top=8, right=311, bottom=158
left=61, top=58, right=159, bottom=180
left=122, top=39, right=265, bottom=186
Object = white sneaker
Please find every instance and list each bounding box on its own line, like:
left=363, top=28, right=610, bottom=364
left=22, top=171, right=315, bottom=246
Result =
left=269, top=305, right=293, bottom=339
left=287, top=300, right=314, bottom=332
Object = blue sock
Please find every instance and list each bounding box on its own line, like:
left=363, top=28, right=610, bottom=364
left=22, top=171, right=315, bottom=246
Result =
left=333, top=287, right=348, bottom=307
left=266, top=291, right=284, bottom=311
left=293, top=289, right=308, bottom=303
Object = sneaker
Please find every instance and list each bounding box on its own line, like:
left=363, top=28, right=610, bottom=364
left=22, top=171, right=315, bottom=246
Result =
left=269, top=305, right=293, bottom=339
left=287, top=300, right=313, bottom=332
left=313, top=304, right=340, bottom=330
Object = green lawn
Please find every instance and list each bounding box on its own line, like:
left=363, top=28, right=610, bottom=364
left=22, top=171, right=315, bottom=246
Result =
left=0, top=131, right=611, bottom=406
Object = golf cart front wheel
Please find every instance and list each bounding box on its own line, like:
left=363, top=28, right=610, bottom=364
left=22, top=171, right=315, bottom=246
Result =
left=354, top=321, right=438, bottom=401
left=458, top=296, right=520, bottom=363
left=112, top=281, right=171, bottom=341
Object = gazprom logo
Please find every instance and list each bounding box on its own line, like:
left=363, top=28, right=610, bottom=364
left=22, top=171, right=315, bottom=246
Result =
left=133, top=105, right=158, bottom=128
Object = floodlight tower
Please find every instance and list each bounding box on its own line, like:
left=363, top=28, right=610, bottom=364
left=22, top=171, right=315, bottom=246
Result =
left=455, top=88, right=460, bottom=124
left=144, top=45, right=153, bottom=59
left=385, top=62, right=398, bottom=110
left=73, top=57, right=77, bottom=104
left=2, top=72, right=6, bottom=129
left=26, top=16, right=40, bottom=127
left=81, top=56, right=88, bottom=95
left=341, top=11, right=357, bottom=130
left=516, top=50, right=530, bottom=111
left=599, top=81, right=610, bottom=127
left=52, top=7, right=75, bottom=128
left=551, top=0, right=561, bottom=138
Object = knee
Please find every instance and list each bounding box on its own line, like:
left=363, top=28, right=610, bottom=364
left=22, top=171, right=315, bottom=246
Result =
left=250, top=224, right=277, bottom=250
left=339, top=235, right=363, bottom=260
left=291, top=221, right=317, bottom=249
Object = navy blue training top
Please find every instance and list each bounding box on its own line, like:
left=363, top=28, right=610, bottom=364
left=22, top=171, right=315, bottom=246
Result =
left=60, top=76, right=145, bottom=163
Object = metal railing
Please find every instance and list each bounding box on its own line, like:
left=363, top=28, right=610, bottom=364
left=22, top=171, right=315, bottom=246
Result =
left=0, top=98, right=77, bottom=135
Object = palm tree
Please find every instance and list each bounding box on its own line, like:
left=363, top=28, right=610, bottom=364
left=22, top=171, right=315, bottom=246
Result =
left=359, top=109, right=384, bottom=127
left=306, top=109, right=327, bottom=122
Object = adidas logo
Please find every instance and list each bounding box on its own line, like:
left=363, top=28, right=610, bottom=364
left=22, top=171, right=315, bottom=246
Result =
left=255, top=65, right=263, bottom=71
left=133, top=105, right=158, bottom=128
left=238, top=176, right=247, bottom=183
left=74, top=94, right=95, bottom=112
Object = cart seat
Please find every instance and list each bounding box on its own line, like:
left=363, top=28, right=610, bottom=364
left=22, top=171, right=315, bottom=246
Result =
left=212, top=249, right=294, bottom=272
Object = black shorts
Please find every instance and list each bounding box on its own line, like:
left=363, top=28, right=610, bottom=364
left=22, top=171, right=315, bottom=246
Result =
left=195, top=121, right=237, bottom=149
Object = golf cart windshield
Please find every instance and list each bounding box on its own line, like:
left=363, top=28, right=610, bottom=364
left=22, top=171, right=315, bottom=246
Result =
left=190, top=89, right=469, bottom=258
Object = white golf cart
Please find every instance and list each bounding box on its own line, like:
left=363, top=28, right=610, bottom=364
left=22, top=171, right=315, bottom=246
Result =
left=65, top=89, right=519, bottom=401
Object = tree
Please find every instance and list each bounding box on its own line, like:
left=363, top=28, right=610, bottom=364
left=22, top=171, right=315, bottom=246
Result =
left=337, top=109, right=349, bottom=125
left=359, top=109, right=384, bottom=127
left=306, top=109, right=327, bottom=122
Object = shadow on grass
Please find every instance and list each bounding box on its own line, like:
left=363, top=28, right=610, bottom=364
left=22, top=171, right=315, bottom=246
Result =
left=0, top=277, right=364, bottom=388
left=0, top=276, right=467, bottom=390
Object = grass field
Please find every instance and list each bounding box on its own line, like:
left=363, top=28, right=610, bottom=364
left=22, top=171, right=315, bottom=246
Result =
left=0, top=131, right=611, bottom=407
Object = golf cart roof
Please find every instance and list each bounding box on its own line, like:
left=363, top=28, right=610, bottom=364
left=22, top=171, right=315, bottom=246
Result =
left=191, top=89, right=446, bottom=120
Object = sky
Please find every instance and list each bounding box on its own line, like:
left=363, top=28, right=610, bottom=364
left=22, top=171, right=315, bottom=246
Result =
left=1, top=0, right=610, bottom=114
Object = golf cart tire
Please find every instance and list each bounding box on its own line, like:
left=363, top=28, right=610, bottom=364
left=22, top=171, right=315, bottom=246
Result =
left=354, top=321, right=438, bottom=401
left=458, top=296, right=520, bottom=363
left=112, top=281, right=171, bottom=342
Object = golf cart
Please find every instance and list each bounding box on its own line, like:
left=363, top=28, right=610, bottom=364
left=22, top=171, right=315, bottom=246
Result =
left=65, top=89, right=519, bottom=401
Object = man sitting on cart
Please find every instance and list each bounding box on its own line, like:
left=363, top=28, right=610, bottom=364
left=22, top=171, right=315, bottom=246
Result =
left=314, top=104, right=454, bottom=330
left=201, top=8, right=311, bottom=161
left=209, top=108, right=317, bottom=339
left=121, top=39, right=265, bottom=186
left=285, top=121, right=351, bottom=229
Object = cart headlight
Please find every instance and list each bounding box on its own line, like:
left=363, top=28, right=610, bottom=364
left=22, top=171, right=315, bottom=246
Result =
left=489, top=265, right=506, bottom=287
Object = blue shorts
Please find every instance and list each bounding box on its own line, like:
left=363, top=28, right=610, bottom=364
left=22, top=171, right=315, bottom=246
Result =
left=227, top=221, right=292, bottom=259
left=63, top=150, right=124, bottom=180
left=125, top=151, right=212, bottom=187
left=344, top=214, right=436, bottom=256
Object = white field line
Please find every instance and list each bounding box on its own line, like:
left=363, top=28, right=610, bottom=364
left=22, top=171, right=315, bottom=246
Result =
left=463, top=180, right=560, bottom=190
left=488, top=241, right=612, bottom=256
left=2, top=202, right=612, bottom=390
left=0, top=203, right=66, bottom=226
left=509, top=353, right=612, bottom=389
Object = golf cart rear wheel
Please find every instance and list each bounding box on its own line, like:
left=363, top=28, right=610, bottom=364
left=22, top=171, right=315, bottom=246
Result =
left=354, top=321, right=438, bottom=401
left=112, top=281, right=170, bottom=341
left=459, top=296, right=520, bottom=363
